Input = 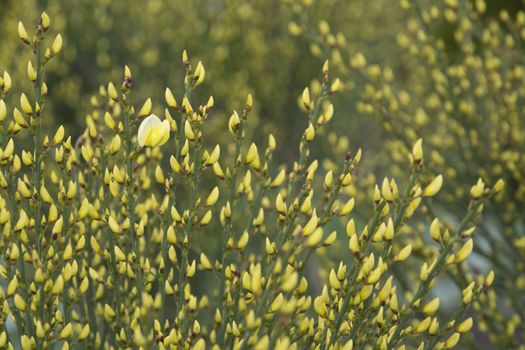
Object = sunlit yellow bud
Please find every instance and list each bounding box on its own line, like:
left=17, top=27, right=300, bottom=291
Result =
left=154, top=166, right=165, bottom=184
left=75, top=235, right=86, bottom=252
left=423, top=175, right=443, bottom=197
left=27, top=61, right=37, bottom=81
left=430, top=218, right=441, bottom=241
left=281, top=272, right=298, bottom=292
left=2, top=71, right=12, bottom=93
left=122, top=65, right=132, bottom=80
left=329, top=269, right=341, bottom=290
left=52, top=216, right=64, bottom=235
left=412, top=138, right=423, bottom=162
left=47, top=204, right=58, bottom=222
left=380, top=178, right=393, bottom=201
left=17, top=179, right=30, bottom=198
left=223, top=201, right=232, bottom=218
left=108, top=82, right=118, bottom=100
left=339, top=198, right=355, bottom=216
left=414, top=317, right=431, bottom=333
left=161, top=226, right=176, bottom=246
left=138, top=114, right=170, bottom=147
left=109, top=134, right=121, bottom=155
left=314, top=297, right=328, bottom=318
left=13, top=106, right=27, bottom=128
left=303, top=211, right=318, bottom=236
left=21, top=336, right=34, bottom=350
left=137, top=98, right=153, bottom=118
left=330, top=78, right=342, bottom=93
left=242, top=143, right=258, bottom=166
left=183, top=120, right=195, bottom=141
left=483, top=270, right=494, bottom=288
left=40, top=185, right=52, bottom=204
left=3, top=138, right=14, bottom=159
left=200, top=253, right=213, bottom=270
left=349, top=234, right=360, bottom=254
left=0, top=100, right=6, bottom=122
left=58, top=323, right=72, bottom=340
left=20, top=94, right=33, bottom=116
left=207, top=145, right=220, bottom=165
left=194, top=61, right=206, bottom=85
left=305, top=228, right=324, bottom=247
left=14, top=293, right=26, bottom=310
left=492, top=179, right=504, bottom=193
left=445, top=332, right=460, bottom=348
left=275, top=193, right=287, bottom=215
left=165, top=88, right=178, bottom=108
left=78, top=277, right=89, bottom=295
left=186, top=260, right=196, bottom=278
left=302, top=87, right=312, bottom=110
left=169, top=155, right=181, bottom=174
left=81, top=145, right=93, bottom=163
left=237, top=230, right=249, bottom=249
left=345, top=220, right=356, bottom=238
left=300, top=196, right=312, bottom=215
left=104, top=112, right=116, bottom=130
left=205, top=186, right=219, bottom=206
left=52, top=125, right=65, bottom=145
left=200, top=210, right=212, bottom=226
left=40, top=11, right=51, bottom=30
left=51, top=34, right=63, bottom=55
left=456, top=239, right=473, bottom=263
left=18, top=21, right=30, bottom=44
left=108, top=216, right=120, bottom=234
left=420, top=263, right=429, bottom=281
left=103, top=304, right=116, bottom=319
left=228, top=111, right=241, bottom=135
left=265, top=238, right=276, bottom=255
left=470, top=178, right=484, bottom=199
left=77, top=324, right=90, bottom=341
left=422, top=297, right=440, bottom=315
left=67, top=180, right=77, bottom=199
left=324, top=170, right=333, bottom=190
left=270, top=169, right=286, bottom=188
left=304, top=123, right=315, bottom=141
left=453, top=317, right=473, bottom=334
left=394, top=244, right=412, bottom=262
left=51, top=275, right=65, bottom=295
left=245, top=94, right=254, bottom=110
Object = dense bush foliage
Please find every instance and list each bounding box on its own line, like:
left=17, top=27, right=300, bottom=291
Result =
left=0, top=1, right=522, bottom=349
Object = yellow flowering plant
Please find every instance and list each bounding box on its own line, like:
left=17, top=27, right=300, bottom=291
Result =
left=0, top=9, right=506, bottom=350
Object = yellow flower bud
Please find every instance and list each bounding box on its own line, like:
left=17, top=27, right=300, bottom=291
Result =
left=412, top=138, right=423, bottom=162
left=456, top=239, right=473, bottom=262
left=205, top=186, right=219, bottom=206
left=304, top=123, right=315, bottom=141
left=20, top=93, right=33, bottom=115
left=52, top=34, right=63, bottom=54
left=41, top=11, right=51, bottom=30
left=138, top=98, right=152, bottom=117
left=394, top=244, right=412, bottom=262
left=184, top=120, right=195, bottom=141
left=245, top=143, right=258, bottom=165
left=18, top=21, right=30, bottom=44
left=165, top=88, right=178, bottom=108
left=302, top=87, right=312, bottom=110
left=200, top=253, right=213, bottom=270
left=53, top=125, right=65, bottom=144
left=423, top=175, right=443, bottom=197
left=27, top=61, right=37, bottom=81
left=422, top=297, right=440, bottom=315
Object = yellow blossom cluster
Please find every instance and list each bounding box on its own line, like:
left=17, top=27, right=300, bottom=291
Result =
left=0, top=9, right=506, bottom=350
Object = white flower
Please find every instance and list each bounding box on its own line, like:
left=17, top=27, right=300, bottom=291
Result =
left=137, top=114, right=170, bottom=147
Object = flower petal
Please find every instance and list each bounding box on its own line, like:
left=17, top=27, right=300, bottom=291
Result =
left=137, top=114, right=161, bottom=147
